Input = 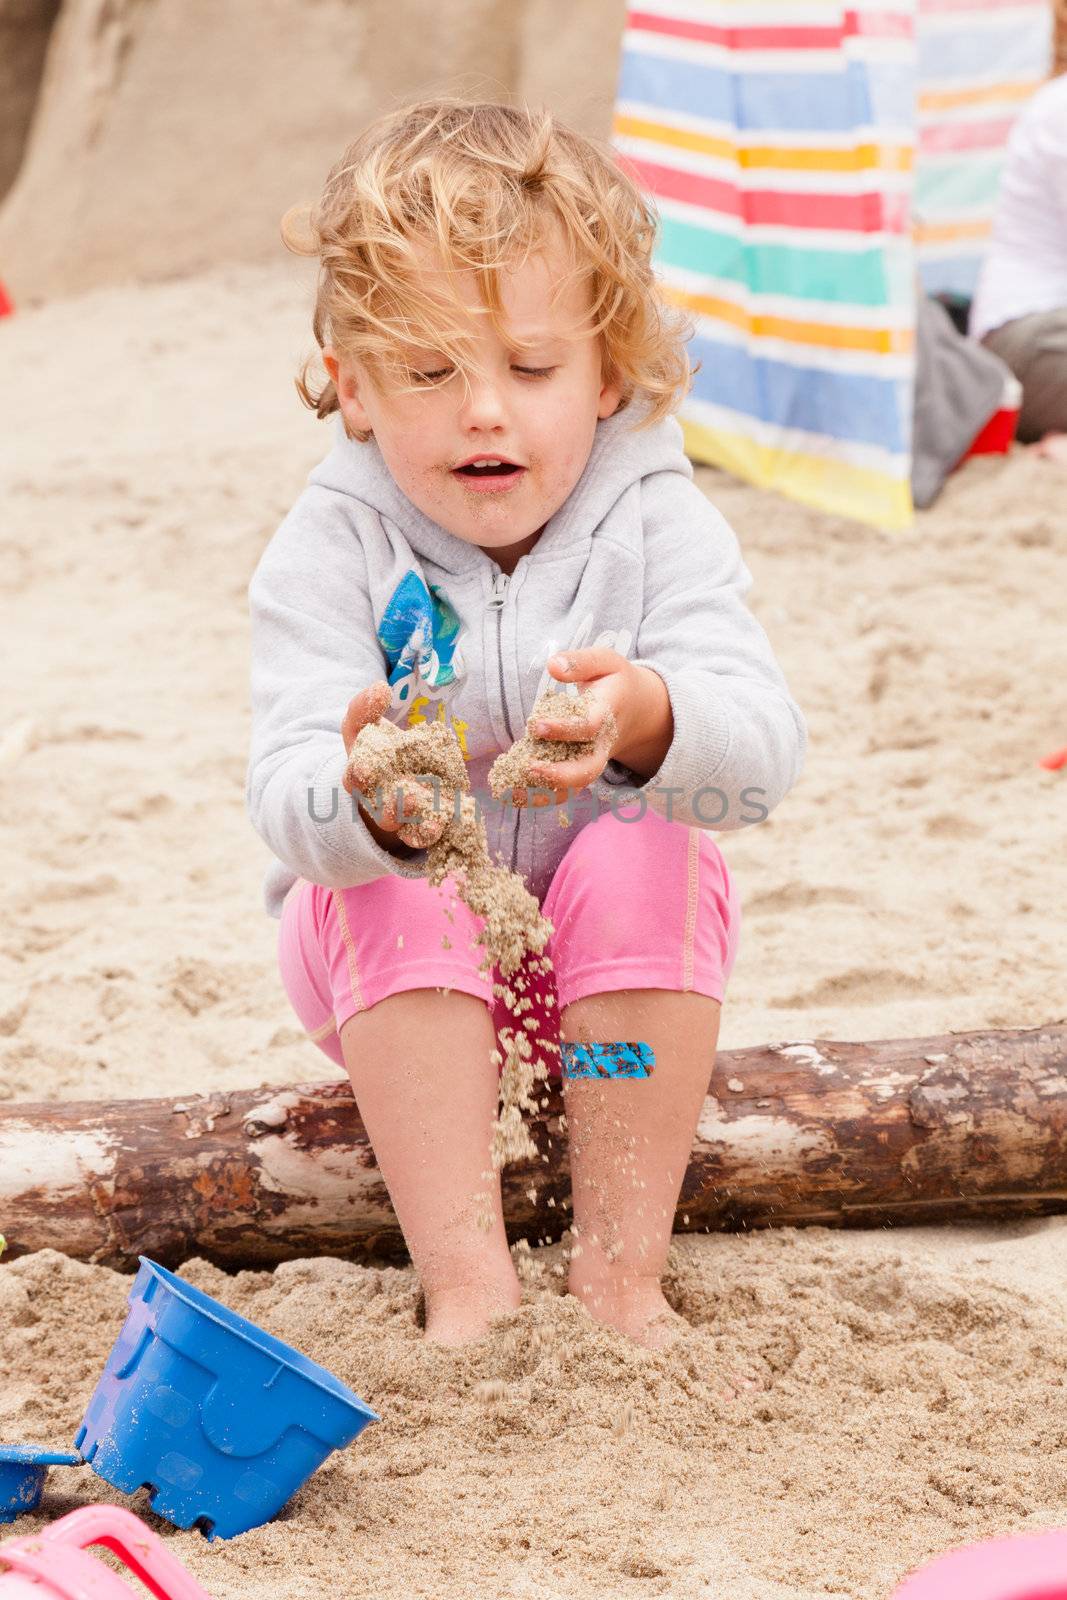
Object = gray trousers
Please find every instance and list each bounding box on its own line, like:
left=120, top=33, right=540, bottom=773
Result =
left=983, top=309, right=1067, bottom=442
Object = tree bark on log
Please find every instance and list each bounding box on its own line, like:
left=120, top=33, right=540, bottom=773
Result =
left=1, top=1025, right=1066, bottom=1271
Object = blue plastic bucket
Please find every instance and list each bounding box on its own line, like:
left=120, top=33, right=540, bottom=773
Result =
left=0, top=1447, right=83, bottom=1524
left=73, top=1259, right=379, bottom=1539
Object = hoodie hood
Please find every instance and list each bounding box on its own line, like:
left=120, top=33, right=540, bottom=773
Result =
left=306, top=389, right=694, bottom=575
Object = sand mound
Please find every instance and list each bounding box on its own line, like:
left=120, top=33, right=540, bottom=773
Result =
left=6, top=1223, right=1067, bottom=1598
left=0, top=0, right=59, bottom=202
left=0, top=0, right=627, bottom=303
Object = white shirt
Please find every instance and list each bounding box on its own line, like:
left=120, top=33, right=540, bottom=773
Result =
left=970, top=74, right=1067, bottom=341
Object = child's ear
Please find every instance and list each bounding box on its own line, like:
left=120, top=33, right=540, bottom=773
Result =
left=597, top=373, right=624, bottom=420
left=323, top=345, right=373, bottom=434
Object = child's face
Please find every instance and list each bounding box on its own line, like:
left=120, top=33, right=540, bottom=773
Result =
left=323, top=232, right=623, bottom=571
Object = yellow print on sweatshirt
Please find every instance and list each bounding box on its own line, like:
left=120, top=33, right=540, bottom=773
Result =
left=406, top=695, right=470, bottom=759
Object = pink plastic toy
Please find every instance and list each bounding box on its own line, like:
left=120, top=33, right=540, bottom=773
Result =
left=0, top=1504, right=211, bottom=1599
left=892, top=1526, right=1067, bottom=1599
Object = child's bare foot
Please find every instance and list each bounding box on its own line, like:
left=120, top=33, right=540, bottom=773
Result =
left=423, top=1278, right=523, bottom=1347
left=569, top=1275, right=688, bottom=1351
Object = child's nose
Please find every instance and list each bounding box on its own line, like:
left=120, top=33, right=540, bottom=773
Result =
left=458, top=373, right=507, bottom=428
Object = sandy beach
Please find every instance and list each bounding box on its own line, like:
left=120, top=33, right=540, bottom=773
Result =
left=1, top=258, right=1065, bottom=1596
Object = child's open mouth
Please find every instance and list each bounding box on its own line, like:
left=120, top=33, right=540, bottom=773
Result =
left=452, top=460, right=526, bottom=493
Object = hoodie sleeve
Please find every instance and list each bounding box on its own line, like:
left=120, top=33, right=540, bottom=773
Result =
left=589, top=471, right=807, bottom=831
left=246, top=495, right=432, bottom=889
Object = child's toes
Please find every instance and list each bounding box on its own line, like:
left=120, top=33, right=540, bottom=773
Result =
left=635, top=1305, right=689, bottom=1352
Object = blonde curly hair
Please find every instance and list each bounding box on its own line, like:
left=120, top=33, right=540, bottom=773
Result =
left=281, top=97, right=697, bottom=441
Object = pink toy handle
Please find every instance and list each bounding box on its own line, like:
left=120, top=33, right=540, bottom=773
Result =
left=0, top=1505, right=211, bottom=1600
left=892, top=1526, right=1067, bottom=1599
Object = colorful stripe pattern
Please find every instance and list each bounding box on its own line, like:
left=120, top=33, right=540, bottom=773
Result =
left=612, top=0, right=1051, bottom=530
left=613, top=0, right=919, bottom=530
left=914, top=1, right=1051, bottom=294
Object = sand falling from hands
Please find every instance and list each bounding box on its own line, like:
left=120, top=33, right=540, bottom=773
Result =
left=345, top=686, right=615, bottom=1180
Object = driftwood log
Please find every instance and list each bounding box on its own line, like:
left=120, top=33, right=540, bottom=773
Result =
left=1, top=1026, right=1066, bottom=1270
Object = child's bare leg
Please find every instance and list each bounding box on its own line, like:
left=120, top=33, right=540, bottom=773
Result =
left=339, top=989, right=521, bottom=1345
left=562, top=989, right=721, bottom=1349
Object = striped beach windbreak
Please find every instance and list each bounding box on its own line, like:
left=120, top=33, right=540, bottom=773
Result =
left=613, top=0, right=1052, bottom=529
left=915, top=0, right=1051, bottom=295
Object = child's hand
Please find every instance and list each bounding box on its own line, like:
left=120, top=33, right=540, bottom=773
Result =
left=341, top=681, right=449, bottom=849
left=341, top=681, right=392, bottom=793
left=520, top=649, right=670, bottom=804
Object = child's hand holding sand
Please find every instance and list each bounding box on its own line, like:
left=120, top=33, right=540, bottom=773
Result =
left=502, top=647, right=674, bottom=809
left=341, top=680, right=451, bottom=852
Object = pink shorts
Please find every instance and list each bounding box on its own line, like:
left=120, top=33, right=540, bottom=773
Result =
left=277, top=807, right=741, bottom=1076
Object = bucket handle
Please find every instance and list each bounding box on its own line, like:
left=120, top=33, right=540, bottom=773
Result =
left=0, top=1505, right=211, bottom=1600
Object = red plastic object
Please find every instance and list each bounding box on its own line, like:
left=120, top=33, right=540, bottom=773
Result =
left=0, top=282, right=12, bottom=318
left=1040, top=746, right=1067, bottom=771
left=0, top=1504, right=211, bottom=1599
left=892, top=1527, right=1067, bottom=1599
left=961, top=374, right=1022, bottom=461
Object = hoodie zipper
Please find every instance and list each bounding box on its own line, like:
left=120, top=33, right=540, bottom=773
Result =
left=487, top=571, right=521, bottom=873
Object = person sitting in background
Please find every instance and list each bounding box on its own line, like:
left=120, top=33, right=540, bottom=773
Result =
left=970, top=72, right=1067, bottom=449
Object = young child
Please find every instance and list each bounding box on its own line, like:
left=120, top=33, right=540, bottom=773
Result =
left=247, top=98, right=806, bottom=1350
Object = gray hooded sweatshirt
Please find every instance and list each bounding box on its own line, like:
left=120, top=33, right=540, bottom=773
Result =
left=246, top=394, right=807, bottom=920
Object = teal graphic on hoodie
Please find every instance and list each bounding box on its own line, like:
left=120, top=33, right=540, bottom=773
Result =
left=376, top=570, right=465, bottom=708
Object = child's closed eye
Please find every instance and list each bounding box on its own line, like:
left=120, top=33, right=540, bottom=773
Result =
left=409, top=366, right=557, bottom=384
